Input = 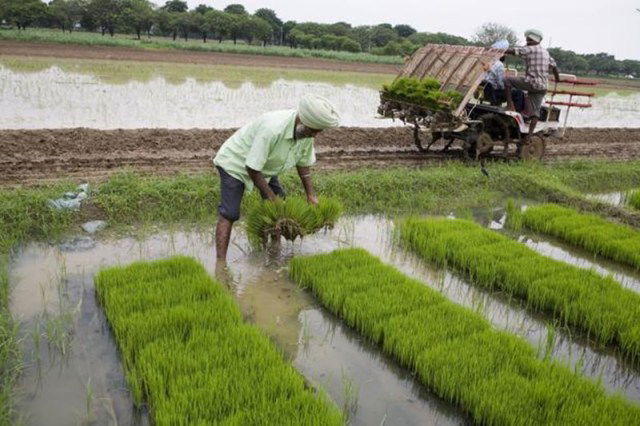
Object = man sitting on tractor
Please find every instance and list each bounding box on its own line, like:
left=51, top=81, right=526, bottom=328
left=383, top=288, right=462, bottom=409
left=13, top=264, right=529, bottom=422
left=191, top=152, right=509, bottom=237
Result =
left=504, top=29, right=561, bottom=142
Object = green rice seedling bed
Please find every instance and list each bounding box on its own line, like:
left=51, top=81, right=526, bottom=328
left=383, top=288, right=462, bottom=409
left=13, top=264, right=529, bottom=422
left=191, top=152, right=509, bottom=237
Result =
left=289, top=248, right=640, bottom=425
left=245, top=196, right=342, bottom=247
left=95, top=256, right=342, bottom=425
left=519, top=204, right=640, bottom=270
left=381, top=77, right=464, bottom=111
left=398, top=218, right=640, bottom=360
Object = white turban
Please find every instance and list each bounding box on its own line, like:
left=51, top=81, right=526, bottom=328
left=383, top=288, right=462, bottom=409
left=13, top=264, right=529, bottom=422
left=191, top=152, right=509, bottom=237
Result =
left=298, top=94, right=341, bottom=130
left=525, top=29, right=543, bottom=43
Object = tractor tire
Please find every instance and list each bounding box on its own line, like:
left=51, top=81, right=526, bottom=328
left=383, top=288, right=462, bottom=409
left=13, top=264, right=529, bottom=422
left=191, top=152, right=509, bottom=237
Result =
left=518, top=135, right=546, bottom=161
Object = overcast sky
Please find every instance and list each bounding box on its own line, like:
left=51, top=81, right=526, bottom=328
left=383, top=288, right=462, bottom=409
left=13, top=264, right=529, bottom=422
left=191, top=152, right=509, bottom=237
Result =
left=182, top=0, right=640, bottom=60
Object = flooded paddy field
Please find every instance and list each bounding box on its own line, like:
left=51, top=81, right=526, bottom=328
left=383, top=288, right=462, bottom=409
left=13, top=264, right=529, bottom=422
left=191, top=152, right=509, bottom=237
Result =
left=1, top=57, right=639, bottom=130
left=9, top=212, right=640, bottom=424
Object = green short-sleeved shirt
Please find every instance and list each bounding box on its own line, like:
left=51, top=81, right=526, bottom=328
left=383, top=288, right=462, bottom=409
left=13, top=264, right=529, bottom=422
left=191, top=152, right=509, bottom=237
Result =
left=213, top=110, right=316, bottom=191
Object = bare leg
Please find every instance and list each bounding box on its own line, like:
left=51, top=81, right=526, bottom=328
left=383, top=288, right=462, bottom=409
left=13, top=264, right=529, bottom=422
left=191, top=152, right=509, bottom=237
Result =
left=505, top=81, right=515, bottom=111
left=215, top=215, right=234, bottom=262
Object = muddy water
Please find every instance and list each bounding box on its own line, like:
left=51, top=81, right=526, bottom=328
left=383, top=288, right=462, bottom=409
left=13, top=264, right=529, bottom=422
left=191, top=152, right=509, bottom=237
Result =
left=0, top=65, right=395, bottom=129
left=2, top=63, right=639, bottom=130
left=10, top=214, right=640, bottom=424
left=9, top=223, right=465, bottom=426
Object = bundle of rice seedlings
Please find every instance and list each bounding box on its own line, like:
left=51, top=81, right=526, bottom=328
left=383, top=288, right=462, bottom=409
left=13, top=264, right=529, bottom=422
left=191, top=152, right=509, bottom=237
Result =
left=382, top=77, right=464, bottom=111
left=245, top=196, right=342, bottom=247
left=290, top=249, right=640, bottom=425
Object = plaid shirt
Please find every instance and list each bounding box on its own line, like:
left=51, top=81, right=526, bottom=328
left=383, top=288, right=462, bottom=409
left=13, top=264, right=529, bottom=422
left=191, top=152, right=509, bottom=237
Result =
left=515, top=45, right=557, bottom=91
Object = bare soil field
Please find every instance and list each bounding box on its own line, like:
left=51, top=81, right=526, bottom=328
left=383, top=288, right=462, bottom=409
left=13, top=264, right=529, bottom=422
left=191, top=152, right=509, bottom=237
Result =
left=0, top=40, right=399, bottom=75
left=1, top=127, right=640, bottom=186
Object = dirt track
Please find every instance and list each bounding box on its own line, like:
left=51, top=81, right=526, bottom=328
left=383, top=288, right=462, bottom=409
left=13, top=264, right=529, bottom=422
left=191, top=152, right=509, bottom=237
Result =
left=0, top=40, right=399, bottom=75
left=1, top=127, right=640, bottom=186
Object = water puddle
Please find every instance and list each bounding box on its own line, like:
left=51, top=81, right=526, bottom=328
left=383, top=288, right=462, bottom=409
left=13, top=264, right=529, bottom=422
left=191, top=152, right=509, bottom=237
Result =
left=9, top=222, right=465, bottom=425
left=586, top=190, right=636, bottom=208
left=518, top=233, right=640, bottom=293
left=1, top=63, right=638, bottom=129
left=10, top=213, right=640, bottom=424
left=0, top=65, right=396, bottom=129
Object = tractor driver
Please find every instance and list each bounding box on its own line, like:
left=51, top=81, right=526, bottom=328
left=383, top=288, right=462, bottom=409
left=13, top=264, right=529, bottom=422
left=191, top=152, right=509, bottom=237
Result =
left=504, top=29, right=560, bottom=142
left=213, top=94, right=340, bottom=263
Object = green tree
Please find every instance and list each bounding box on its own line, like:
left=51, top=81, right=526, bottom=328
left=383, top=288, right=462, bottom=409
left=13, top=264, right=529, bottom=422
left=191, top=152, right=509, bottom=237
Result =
left=49, top=0, right=85, bottom=32
left=156, top=9, right=179, bottom=40
left=224, top=4, right=246, bottom=15
left=393, top=24, right=416, bottom=38
left=409, top=32, right=470, bottom=46
left=87, top=0, right=121, bottom=36
left=227, top=13, right=245, bottom=44
left=254, top=8, right=282, bottom=44
left=3, top=0, right=47, bottom=29
left=161, top=0, right=187, bottom=13
left=370, top=24, right=397, bottom=47
left=282, top=20, right=296, bottom=46
left=327, top=22, right=351, bottom=37
left=117, top=0, right=154, bottom=39
left=350, top=26, right=372, bottom=51
left=473, top=22, right=518, bottom=47
left=337, top=36, right=360, bottom=52
left=194, top=3, right=212, bottom=14
left=204, top=9, right=233, bottom=43
left=245, top=16, right=272, bottom=46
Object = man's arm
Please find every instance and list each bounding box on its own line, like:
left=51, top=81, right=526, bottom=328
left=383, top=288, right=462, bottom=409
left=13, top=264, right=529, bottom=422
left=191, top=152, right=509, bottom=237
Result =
left=297, top=166, right=318, bottom=205
left=246, top=166, right=277, bottom=201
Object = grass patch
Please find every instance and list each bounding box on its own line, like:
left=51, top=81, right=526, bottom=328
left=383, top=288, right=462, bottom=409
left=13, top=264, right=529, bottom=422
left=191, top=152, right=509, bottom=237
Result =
left=0, top=28, right=402, bottom=65
left=245, top=196, right=342, bottom=247
left=398, top=217, right=640, bottom=360
left=519, top=204, right=640, bottom=270
left=630, top=191, right=640, bottom=211
left=0, top=56, right=393, bottom=89
left=290, top=248, right=640, bottom=424
left=95, top=256, right=342, bottom=424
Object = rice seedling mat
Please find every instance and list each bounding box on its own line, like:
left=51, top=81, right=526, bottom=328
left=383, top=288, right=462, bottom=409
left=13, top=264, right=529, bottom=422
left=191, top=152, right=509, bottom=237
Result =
left=520, top=204, right=640, bottom=270
left=95, top=256, right=342, bottom=425
left=290, top=248, right=640, bottom=425
left=398, top=217, right=640, bottom=361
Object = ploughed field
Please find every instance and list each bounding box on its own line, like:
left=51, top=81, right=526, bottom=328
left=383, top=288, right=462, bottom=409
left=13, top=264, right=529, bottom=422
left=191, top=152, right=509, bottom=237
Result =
left=2, top=127, right=640, bottom=186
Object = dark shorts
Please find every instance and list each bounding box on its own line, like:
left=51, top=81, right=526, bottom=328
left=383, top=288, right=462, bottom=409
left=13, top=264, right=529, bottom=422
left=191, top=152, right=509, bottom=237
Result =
left=506, top=76, right=546, bottom=119
left=216, top=166, right=286, bottom=222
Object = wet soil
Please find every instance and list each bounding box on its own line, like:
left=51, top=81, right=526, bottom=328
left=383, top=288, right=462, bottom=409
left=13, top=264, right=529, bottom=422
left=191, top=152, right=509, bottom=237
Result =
left=0, top=40, right=400, bottom=75
left=2, top=127, right=640, bottom=186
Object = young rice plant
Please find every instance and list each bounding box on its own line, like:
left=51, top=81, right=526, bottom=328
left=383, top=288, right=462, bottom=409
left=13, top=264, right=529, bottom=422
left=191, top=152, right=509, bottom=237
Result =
left=95, top=256, right=342, bottom=425
left=289, top=248, right=640, bottom=425
left=629, top=191, right=640, bottom=211
left=518, top=204, right=640, bottom=270
left=398, top=217, right=640, bottom=360
left=381, top=77, right=464, bottom=111
left=245, top=196, right=342, bottom=247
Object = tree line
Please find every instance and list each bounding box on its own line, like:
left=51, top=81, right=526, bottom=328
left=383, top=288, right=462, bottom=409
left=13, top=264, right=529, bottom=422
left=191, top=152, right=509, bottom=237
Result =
left=0, top=0, right=638, bottom=77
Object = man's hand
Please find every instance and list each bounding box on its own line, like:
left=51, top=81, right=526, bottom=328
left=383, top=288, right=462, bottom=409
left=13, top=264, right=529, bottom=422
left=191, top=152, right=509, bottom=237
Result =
left=307, top=194, right=319, bottom=206
left=297, top=166, right=317, bottom=205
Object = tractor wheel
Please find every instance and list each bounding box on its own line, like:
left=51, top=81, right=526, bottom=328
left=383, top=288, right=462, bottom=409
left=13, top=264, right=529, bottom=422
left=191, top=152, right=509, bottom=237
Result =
left=518, top=136, right=546, bottom=161
left=475, top=132, right=495, bottom=159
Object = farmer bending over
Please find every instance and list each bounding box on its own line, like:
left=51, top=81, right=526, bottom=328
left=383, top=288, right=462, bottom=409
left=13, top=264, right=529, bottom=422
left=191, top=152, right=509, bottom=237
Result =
left=504, top=29, right=560, bottom=142
left=213, top=94, right=341, bottom=262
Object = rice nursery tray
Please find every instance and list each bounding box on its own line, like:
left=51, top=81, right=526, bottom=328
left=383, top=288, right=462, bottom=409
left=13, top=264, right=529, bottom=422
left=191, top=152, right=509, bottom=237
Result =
left=289, top=248, right=640, bottom=425
left=398, top=218, right=640, bottom=361
left=519, top=204, right=640, bottom=270
left=95, top=256, right=342, bottom=425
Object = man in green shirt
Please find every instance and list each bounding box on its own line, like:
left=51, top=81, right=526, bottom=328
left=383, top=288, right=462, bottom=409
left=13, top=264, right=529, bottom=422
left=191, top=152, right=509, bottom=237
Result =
left=213, top=94, right=341, bottom=262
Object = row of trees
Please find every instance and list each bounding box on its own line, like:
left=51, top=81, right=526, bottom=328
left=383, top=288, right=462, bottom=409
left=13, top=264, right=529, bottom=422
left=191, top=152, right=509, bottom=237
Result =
left=1, top=0, right=638, bottom=76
